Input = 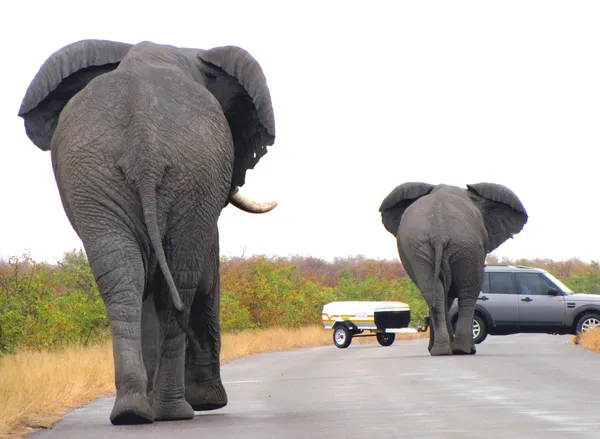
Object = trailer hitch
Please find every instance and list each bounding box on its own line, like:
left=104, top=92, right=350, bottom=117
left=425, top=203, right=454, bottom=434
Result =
left=416, top=316, right=431, bottom=333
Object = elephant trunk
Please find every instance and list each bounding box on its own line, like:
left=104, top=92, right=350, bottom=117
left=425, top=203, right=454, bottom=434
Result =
left=229, top=186, right=277, bottom=213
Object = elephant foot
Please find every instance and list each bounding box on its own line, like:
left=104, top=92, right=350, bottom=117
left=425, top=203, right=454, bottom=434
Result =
left=110, top=393, right=154, bottom=425
left=185, top=378, right=228, bottom=411
left=452, top=344, right=476, bottom=355
left=152, top=398, right=195, bottom=421
left=429, top=343, right=453, bottom=356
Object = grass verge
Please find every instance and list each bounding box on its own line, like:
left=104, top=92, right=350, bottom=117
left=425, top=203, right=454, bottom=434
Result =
left=0, top=325, right=427, bottom=437
left=573, top=328, right=600, bottom=354
left=0, top=342, right=115, bottom=438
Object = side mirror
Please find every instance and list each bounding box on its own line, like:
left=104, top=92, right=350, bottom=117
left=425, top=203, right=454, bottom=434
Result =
left=547, top=288, right=561, bottom=296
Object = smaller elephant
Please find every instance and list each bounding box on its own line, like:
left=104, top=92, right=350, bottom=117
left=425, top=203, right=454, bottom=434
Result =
left=379, top=182, right=528, bottom=356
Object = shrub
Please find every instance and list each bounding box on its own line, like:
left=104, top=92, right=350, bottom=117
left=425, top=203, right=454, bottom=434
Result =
left=2, top=251, right=596, bottom=354
left=564, top=262, right=600, bottom=295
left=0, top=251, right=109, bottom=354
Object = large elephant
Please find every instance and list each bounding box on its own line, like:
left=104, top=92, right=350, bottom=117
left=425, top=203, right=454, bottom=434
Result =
left=18, top=39, right=278, bottom=424
left=379, top=182, right=528, bottom=356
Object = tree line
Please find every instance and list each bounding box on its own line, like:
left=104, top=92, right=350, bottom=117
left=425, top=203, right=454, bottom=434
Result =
left=0, top=250, right=598, bottom=354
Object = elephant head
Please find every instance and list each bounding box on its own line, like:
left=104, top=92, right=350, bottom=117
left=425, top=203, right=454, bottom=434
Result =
left=379, top=182, right=528, bottom=253
left=18, top=39, right=277, bottom=213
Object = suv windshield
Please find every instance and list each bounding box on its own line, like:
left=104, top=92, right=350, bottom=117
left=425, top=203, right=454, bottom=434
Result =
left=544, top=272, right=574, bottom=294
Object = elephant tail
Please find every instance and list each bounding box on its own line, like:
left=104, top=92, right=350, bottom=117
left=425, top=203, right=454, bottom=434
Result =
left=137, top=178, right=184, bottom=313
left=137, top=176, right=200, bottom=355
left=432, top=240, right=450, bottom=294
left=432, top=240, right=445, bottom=290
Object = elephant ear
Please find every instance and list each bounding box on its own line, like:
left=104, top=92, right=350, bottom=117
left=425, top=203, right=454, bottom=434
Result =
left=466, top=182, right=528, bottom=253
left=379, top=182, right=436, bottom=236
left=196, top=46, right=275, bottom=189
left=18, top=39, right=132, bottom=151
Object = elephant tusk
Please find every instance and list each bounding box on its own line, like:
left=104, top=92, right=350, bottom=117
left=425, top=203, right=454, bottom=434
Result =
left=229, top=187, right=278, bottom=214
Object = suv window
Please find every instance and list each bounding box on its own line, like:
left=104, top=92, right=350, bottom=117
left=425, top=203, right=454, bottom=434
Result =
left=482, top=273, right=490, bottom=294
left=515, top=273, right=555, bottom=296
left=488, top=272, right=514, bottom=295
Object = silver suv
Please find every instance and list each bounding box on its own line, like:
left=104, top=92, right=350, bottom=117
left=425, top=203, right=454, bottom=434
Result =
left=448, top=265, right=600, bottom=344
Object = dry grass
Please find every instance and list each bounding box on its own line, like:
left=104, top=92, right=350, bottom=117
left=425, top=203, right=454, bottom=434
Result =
left=573, top=328, right=600, bottom=353
left=0, top=325, right=427, bottom=438
left=0, top=342, right=115, bottom=438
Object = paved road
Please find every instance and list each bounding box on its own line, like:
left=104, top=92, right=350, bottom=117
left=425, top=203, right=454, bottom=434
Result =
left=33, top=334, right=600, bottom=439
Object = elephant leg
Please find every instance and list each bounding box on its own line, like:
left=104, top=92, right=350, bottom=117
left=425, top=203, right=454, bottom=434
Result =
left=185, top=233, right=228, bottom=411
left=141, top=289, right=159, bottom=401
left=452, top=293, right=478, bottom=355
left=428, top=321, right=435, bottom=352
left=400, top=247, right=451, bottom=356
left=87, top=237, right=153, bottom=425
left=427, top=302, right=452, bottom=355
left=420, top=265, right=453, bottom=356
left=150, top=256, right=196, bottom=421
left=417, top=275, right=452, bottom=356
left=446, top=296, right=456, bottom=342
left=450, top=259, right=484, bottom=355
left=428, top=294, right=454, bottom=353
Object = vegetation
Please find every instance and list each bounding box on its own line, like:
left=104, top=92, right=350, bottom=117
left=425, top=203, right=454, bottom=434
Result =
left=0, top=249, right=597, bottom=437
left=573, top=327, right=600, bottom=354
left=0, top=251, right=108, bottom=354
left=1, top=250, right=598, bottom=355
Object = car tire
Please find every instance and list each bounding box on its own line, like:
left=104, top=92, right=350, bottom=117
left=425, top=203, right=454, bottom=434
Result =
left=575, top=313, right=600, bottom=334
left=376, top=332, right=395, bottom=346
left=472, top=314, right=488, bottom=344
left=333, top=325, right=352, bottom=348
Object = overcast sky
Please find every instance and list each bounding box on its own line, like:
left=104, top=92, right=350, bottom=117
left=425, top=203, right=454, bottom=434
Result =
left=1, top=1, right=598, bottom=264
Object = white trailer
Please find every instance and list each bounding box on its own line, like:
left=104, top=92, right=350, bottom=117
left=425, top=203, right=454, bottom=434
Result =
left=322, top=301, right=428, bottom=348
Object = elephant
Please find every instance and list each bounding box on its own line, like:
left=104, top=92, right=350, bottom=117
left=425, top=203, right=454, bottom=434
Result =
left=379, top=182, right=528, bottom=356
left=18, top=39, right=278, bottom=424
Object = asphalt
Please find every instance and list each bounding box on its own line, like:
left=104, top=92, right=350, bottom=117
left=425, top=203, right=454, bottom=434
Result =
left=32, top=334, right=600, bottom=439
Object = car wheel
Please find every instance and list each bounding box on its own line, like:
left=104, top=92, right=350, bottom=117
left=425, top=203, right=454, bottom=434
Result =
left=376, top=332, right=395, bottom=346
left=576, top=313, right=600, bottom=334
left=333, top=325, right=352, bottom=348
left=472, top=314, right=488, bottom=344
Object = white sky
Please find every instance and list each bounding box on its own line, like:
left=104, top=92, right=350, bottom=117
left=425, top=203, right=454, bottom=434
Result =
left=1, top=1, right=599, bottom=264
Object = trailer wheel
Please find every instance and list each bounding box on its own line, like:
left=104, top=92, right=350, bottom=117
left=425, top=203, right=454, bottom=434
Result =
left=333, top=325, right=352, bottom=348
left=376, top=332, right=395, bottom=346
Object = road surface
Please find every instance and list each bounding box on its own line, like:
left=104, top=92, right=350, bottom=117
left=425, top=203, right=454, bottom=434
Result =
left=33, top=334, right=600, bottom=439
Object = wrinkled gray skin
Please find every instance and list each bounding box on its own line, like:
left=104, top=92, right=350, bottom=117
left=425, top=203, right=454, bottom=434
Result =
left=18, top=39, right=278, bottom=425
left=380, top=183, right=528, bottom=356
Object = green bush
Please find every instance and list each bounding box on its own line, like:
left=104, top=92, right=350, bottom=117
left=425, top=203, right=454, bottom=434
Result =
left=220, top=290, right=255, bottom=332
left=565, top=263, right=600, bottom=295
left=220, top=257, right=337, bottom=329
left=333, top=271, right=428, bottom=326
left=3, top=251, right=594, bottom=354
left=0, top=251, right=109, bottom=354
